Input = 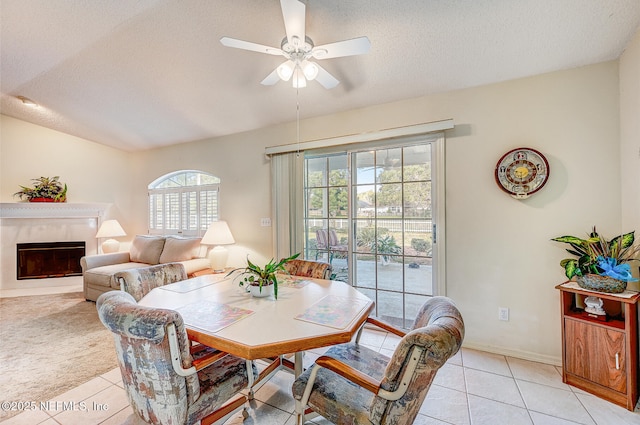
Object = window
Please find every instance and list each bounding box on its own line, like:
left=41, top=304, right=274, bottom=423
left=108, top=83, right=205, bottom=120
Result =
left=303, top=135, right=444, bottom=328
left=148, top=170, right=220, bottom=236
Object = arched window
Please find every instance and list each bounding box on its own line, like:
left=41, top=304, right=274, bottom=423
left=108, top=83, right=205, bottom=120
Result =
left=148, top=170, right=220, bottom=236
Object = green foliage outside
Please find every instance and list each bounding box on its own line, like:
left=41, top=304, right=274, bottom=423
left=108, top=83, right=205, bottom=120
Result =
left=411, top=238, right=431, bottom=254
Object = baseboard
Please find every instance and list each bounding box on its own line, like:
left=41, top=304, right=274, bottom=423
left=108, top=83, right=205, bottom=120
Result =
left=0, top=283, right=83, bottom=298
left=361, top=322, right=562, bottom=367
left=461, top=340, right=562, bottom=367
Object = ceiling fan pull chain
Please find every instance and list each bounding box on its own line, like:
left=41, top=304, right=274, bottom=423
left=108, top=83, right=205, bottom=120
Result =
left=296, top=86, right=301, bottom=157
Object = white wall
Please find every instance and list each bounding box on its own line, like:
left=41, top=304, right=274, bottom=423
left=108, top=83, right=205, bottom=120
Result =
left=620, top=29, right=640, bottom=242
left=125, top=130, right=278, bottom=264
left=441, top=63, right=621, bottom=363
left=0, top=115, right=134, bottom=224
left=0, top=60, right=625, bottom=364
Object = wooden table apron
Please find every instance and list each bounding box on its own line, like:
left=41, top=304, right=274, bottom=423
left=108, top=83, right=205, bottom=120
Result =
left=138, top=274, right=374, bottom=361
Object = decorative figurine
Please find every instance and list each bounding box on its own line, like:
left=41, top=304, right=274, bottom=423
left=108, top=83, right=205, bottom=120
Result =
left=584, top=296, right=606, bottom=316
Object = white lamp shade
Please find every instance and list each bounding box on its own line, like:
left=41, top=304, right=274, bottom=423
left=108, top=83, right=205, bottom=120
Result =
left=277, top=61, right=295, bottom=81
left=301, top=60, right=318, bottom=80
left=96, top=220, right=126, bottom=238
left=96, top=219, right=126, bottom=254
left=202, top=221, right=235, bottom=271
left=292, top=68, right=307, bottom=88
left=201, top=221, right=235, bottom=246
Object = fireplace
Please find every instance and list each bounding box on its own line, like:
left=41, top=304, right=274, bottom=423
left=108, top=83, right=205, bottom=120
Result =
left=1, top=202, right=107, bottom=293
left=17, top=241, right=86, bottom=280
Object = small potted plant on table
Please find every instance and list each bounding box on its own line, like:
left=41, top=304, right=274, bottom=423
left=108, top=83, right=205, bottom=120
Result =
left=227, top=253, right=299, bottom=299
left=552, top=226, right=639, bottom=293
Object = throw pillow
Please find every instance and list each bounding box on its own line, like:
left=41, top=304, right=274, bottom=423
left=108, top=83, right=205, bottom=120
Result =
left=159, top=237, right=202, bottom=263
left=129, top=235, right=166, bottom=265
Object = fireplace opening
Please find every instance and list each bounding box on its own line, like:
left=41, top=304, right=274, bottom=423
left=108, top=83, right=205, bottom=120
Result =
left=17, top=241, right=86, bottom=280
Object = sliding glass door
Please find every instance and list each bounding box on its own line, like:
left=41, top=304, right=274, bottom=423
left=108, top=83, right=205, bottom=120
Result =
left=304, top=137, right=441, bottom=328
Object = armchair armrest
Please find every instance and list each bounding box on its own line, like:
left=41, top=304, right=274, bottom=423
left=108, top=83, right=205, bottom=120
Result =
left=315, top=355, right=381, bottom=394
left=298, top=355, right=383, bottom=411
left=81, top=252, right=131, bottom=271
left=190, top=345, right=229, bottom=371
left=364, top=317, right=406, bottom=338
left=355, top=316, right=406, bottom=344
left=167, top=324, right=229, bottom=376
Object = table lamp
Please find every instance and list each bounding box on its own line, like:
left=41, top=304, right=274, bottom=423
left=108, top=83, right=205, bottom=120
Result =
left=201, top=220, right=235, bottom=272
left=96, top=219, right=127, bottom=253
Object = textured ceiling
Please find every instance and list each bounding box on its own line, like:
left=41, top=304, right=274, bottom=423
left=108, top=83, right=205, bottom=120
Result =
left=1, top=0, right=639, bottom=152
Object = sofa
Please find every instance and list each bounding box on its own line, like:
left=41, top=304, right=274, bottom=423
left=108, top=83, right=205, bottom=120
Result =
left=81, top=235, right=210, bottom=302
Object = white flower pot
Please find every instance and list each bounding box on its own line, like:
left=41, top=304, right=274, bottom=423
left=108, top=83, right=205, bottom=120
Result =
left=247, top=284, right=274, bottom=298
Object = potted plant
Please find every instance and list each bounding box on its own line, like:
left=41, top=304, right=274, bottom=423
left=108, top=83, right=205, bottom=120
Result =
left=13, top=176, right=68, bottom=202
left=372, top=235, right=401, bottom=265
left=227, top=253, right=300, bottom=299
left=551, top=226, right=639, bottom=293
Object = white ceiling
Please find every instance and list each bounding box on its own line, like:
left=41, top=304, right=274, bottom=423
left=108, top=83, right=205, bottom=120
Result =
left=1, top=0, right=639, bottom=152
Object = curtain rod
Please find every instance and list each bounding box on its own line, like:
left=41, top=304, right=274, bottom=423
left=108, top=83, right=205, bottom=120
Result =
left=265, top=119, right=454, bottom=156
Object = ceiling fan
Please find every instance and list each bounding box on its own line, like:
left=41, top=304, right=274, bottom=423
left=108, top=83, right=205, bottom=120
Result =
left=220, top=0, right=371, bottom=89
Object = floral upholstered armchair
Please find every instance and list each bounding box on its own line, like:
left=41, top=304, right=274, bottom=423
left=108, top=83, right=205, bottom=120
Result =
left=115, top=262, right=187, bottom=302
left=292, top=296, right=464, bottom=425
left=283, top=259, right=332, bottom=280
left=97, top=291, right=257, bottom=425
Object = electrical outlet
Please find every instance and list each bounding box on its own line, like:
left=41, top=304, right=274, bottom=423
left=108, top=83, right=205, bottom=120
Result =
left=498, top=307, right=509, bottom=321
left=260, top=217, right=271, bottom=227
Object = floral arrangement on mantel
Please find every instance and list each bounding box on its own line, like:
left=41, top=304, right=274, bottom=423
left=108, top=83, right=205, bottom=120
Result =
left=13, top=176, right=67, bottom=202
left=552, top=226, right=639, bottom=293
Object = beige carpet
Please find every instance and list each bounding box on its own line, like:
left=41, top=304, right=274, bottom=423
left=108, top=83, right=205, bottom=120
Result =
left=0, top=292, right=118, bottom=421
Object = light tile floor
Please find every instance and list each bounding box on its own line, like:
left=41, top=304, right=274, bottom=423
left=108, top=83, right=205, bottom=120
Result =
left=2, top=327, right=639, bottom=425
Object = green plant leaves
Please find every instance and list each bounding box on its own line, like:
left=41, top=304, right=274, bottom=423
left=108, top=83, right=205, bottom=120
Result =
left=13, top=176, right=67, bottom=201
left=552, top=227, right=639, bottom=280
left=226, top=252, right=300, bottom=299
left=559, top=259, right=581, bottom=279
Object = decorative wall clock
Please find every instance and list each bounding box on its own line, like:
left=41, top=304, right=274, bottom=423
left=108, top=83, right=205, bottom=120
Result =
left=494, top=147, right=549, bottom=199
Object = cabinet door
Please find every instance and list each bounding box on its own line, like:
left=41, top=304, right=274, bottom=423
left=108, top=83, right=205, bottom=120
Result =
left=565, top=319, right=626, bottom=393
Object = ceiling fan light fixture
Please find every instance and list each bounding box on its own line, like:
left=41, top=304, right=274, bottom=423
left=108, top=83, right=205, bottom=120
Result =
left=220, top=0, right=371, bottom=90
left=277, top=61, right=295, bottom=81
left=301, top=60, right=318, bottom=80
left=292, top=68, right=307, bottom=88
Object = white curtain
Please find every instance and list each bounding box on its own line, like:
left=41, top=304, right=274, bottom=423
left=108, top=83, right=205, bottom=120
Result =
left=270, top=152, right=304, bottom=259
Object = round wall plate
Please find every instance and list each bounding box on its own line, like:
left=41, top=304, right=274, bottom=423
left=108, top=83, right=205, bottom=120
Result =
left=495, top=147, right=549, bottom=199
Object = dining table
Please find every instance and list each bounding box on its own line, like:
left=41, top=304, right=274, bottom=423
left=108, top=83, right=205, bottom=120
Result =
left=138, top=271, right=374, bottom=393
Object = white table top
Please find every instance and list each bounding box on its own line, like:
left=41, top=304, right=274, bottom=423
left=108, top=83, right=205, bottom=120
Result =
left=139, top=273, right=374, bottom=359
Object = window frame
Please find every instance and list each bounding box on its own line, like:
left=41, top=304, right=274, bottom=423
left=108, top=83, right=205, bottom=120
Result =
left=148, top=170, right=220, bottom=236
left=302, top=133, right=446, bottom=327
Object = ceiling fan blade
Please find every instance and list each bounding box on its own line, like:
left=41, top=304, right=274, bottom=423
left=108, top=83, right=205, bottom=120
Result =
left=220, top=36, right=283, bottom=56
left=280, top=0, right=305, bottom=48
left=314, top=63, right=339, bottom=89
left=260, top=68, right=281, bottom=86
left=312, top=36, right=371, bottom=59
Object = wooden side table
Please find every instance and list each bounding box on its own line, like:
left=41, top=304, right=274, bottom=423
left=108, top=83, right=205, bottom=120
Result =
left=556, top=282, right=639, bottom=410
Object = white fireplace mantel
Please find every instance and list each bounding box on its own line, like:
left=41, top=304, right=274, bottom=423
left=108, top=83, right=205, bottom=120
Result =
left=0, top=202, right=110, bottom=219
left=1, top=202, right=111, bottom=296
